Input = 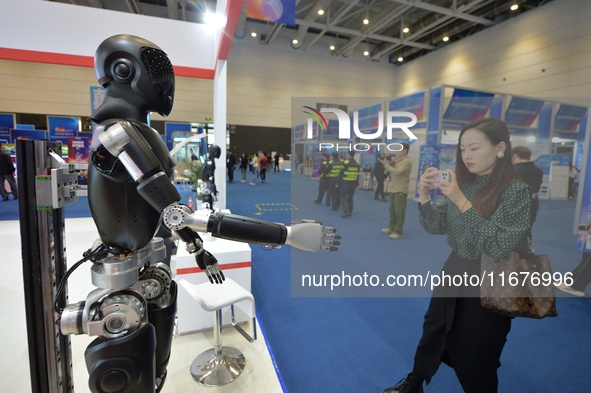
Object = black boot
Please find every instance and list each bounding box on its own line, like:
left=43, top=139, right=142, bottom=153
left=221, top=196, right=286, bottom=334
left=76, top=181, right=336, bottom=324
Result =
left=382, top=375, right=423, bottom=393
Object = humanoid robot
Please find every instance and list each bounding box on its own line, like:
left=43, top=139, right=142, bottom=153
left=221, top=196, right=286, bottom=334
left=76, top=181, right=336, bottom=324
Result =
left=57, top=34, right=339, bottom=393
left=200, top=144, right=221, bottom=209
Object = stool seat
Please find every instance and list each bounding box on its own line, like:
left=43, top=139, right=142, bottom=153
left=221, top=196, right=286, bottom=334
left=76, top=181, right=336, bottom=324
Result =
left=179, top=278, right=257, bottom=387
left=180, top=277, right=254, bottom=314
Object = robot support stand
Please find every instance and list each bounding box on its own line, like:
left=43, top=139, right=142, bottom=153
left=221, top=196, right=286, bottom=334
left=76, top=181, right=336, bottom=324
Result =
left=18, top=139, right=82, bottom=393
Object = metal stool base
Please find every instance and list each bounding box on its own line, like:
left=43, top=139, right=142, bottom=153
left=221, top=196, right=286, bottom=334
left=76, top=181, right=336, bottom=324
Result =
left=190, top=346, right=246, bottom=386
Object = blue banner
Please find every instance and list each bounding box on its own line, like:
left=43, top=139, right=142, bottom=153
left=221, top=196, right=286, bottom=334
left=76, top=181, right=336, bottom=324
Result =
left=0, top=113, right=15, bottom=131
left=442, top=88, right=495, bottom=125
left=48, top=116, right=79, bottom=140
left=11, top=129, right=48, bottom=142
left=427, top=87, right=442, bottom=145
left=505, top=97, right=544, bottom=129
left=165, top=122, right=192, bottom=151
left=554, top=104, right=587, bottom=138
left=68, top=137, right=90, bottom=163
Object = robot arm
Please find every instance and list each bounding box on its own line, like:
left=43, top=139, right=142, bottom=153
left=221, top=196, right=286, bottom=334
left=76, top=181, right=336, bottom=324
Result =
left=163, top=207, right=340, bottom=252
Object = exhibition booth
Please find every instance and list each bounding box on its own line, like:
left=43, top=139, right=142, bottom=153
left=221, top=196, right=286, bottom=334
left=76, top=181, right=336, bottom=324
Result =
left=293, top=85, right=587, bottom=203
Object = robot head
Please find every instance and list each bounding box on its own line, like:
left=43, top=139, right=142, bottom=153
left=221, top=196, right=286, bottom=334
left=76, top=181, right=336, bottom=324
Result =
left=94, top=34, right=175, bottom=116
left=208, top=145, right=222, bottom=160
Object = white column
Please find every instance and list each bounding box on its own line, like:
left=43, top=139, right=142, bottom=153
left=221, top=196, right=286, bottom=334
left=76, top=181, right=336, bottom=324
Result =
left=213, top=59, right=227, bottom=209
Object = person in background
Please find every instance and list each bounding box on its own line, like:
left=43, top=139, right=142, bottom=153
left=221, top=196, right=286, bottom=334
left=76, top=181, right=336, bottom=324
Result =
left=239, top=153, right=249, bottom=182
left=314, top=152, right=332, bottom=205
left=226, top=150, right=236, bottom=183
left=326, top=152, right=344, bottom=211
left=382, top=118, right=531, bottom=393
left=373, top=153, right=388, bottom=201
left=250, top=153, right=260, bottom=185
left=556, top=220, right=591, bottom=297
left=512, top=146, right=543, bottom=231
left=381, top=144, right=412, bottom=240
left=274, top=152, right=280, bottom=172
left=259, top=152, right=269, bottom=183
left=338, top=151, right=361, bottom=218
left=0, top=143, right=18, bottom=201
left=569, top=161, right=580, bottom=200
left=189, top=148, right=198, bottom=161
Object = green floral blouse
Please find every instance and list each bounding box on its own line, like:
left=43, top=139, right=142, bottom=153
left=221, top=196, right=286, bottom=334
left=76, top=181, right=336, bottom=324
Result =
left=419, top=174, right=532, bottom=260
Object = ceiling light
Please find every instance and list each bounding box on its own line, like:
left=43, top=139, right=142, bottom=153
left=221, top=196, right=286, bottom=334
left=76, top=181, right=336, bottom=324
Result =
left=330, top=45, right=336, bottom=51
left=292, top=39, right=299, bottom=45
left=251, top=32, right=257, bottom=38
left=443, top=36, right=449, bottom=42
left=363, top=18, right=369, bottom=25
left=204, top=12, right=227, bottom=28
left=402, top=27, right=409, bottom=33
left=398, top=57, right=403, bottom=62
left=511, top=4, right=519, bottom=11
left=318, top=9, right=325, bottom=16
left=364, top=51, right=370, bottom=56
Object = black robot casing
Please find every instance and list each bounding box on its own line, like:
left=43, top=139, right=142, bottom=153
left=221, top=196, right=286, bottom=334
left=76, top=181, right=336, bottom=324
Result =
left=89, top=34, right=177, bottom=252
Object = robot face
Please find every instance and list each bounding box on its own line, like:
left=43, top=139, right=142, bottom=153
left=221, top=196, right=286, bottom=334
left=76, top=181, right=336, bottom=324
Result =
left=139, top=46, right=175, bottom=116
left=95, top=34, right=175, bottom=116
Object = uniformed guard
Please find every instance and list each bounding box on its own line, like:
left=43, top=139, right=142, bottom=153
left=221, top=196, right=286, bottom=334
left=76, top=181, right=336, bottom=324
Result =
left=339, top=151, right=361, bottom=218
left=314, top=152, right=332, bottom=205
left=326, top=151, right=344, bottom=211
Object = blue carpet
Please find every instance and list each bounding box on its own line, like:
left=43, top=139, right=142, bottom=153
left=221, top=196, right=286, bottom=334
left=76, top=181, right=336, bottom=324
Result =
left=224, top=172, right=591, bottom=393
left=3, top=172, right=590, bottom=392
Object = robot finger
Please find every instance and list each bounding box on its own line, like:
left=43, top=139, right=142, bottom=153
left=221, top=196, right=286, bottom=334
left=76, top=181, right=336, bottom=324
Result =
left=322, top=226, right=337, bottom=233
left=320, top=245, right=339, bottom=251
left=206, top=265, right=218, bottom=284
left=206, top=264, right=225, bottom=284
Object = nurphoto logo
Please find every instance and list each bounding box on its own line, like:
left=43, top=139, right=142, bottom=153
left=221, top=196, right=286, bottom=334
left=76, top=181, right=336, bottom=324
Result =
left=302, top=106, right=418, bottom=152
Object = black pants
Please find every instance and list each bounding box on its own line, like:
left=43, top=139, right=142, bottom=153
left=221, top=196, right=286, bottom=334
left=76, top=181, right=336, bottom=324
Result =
left=411, top=251, right=512, bottom=393
left=328, top=178, right=340, bottom=210
left=339, top=181, right=357, bottom=215
left=374, top=178, right=385, bottom=199
left=316, top=177, right=330, bottom=205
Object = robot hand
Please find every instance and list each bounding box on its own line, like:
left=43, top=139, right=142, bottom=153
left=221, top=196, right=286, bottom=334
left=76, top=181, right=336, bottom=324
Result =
left=195, top=249, right=225, bottom=284
left=284, top=219, right=341, bottom=252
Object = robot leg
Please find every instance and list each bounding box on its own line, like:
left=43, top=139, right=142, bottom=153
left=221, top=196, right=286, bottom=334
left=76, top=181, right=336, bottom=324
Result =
left=149, top=280, right=178, bottom=391
left=85, top=324, right=156, bottom=393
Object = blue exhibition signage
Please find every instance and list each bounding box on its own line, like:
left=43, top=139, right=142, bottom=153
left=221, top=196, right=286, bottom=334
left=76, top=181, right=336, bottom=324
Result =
left=165, top=122, right=191, bottom=150
left=427, top=87, right=442, bottom=145
left=11, top=129, right=48, bottom=142
left=442, top=88, right=495, bottom=127
left=48, top=116, right=79, bottom=140
left=0, top=113, right=15, bottom=131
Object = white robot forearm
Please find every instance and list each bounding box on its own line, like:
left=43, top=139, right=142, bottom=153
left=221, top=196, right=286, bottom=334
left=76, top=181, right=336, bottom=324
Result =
left=162, top=206, right=340, bottom=252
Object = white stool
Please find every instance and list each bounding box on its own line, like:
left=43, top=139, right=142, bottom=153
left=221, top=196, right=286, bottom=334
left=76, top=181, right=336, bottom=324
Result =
left=179, top=278, right=257, bottom=386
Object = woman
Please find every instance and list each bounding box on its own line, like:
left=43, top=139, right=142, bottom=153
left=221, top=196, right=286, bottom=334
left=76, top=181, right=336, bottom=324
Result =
left=382, top=118, right=532, bottom=393
left=250, top=153, right=260, bottom=185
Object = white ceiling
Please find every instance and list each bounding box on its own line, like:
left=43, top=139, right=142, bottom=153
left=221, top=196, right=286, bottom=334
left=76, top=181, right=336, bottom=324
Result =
left=46, top=0, right=553, bottom=64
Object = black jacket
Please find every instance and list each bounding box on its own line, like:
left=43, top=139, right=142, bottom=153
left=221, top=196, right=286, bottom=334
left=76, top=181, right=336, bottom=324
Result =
left=514, top=161, right=543, bottom=195
left=0, top=151, right=15, bottom=175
